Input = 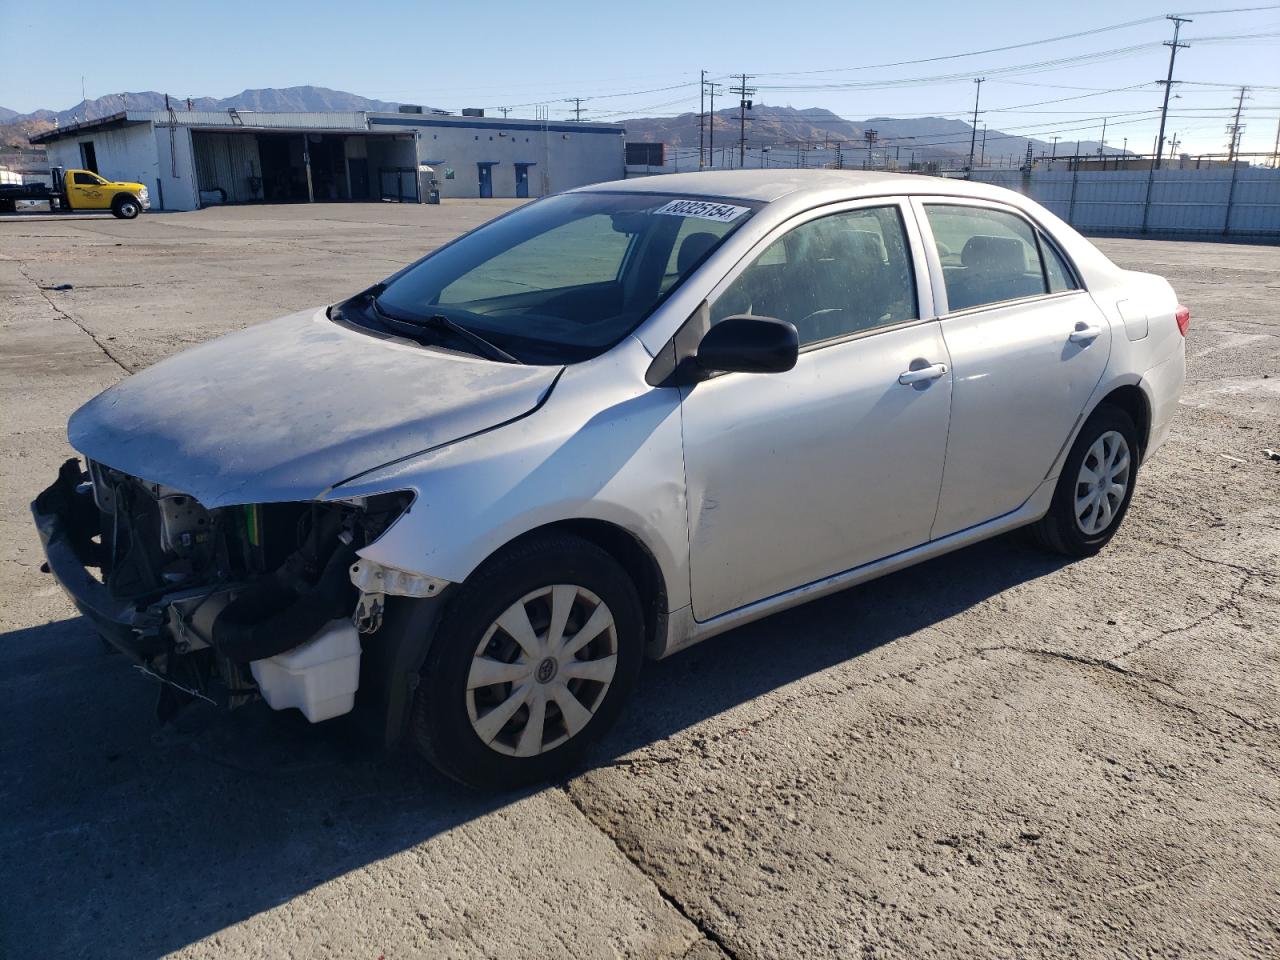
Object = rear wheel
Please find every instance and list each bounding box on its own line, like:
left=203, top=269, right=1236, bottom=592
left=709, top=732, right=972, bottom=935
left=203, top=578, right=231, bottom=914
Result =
left=410, top=534, right=643, bottom=789
left=1031, top=404, right=1139, bottom=556
left=112, top=195, right=141, bottom=219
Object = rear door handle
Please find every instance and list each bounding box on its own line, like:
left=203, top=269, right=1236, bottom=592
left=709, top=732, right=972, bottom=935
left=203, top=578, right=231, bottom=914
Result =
left=1069, top=322, right=1103, bottom=343
left=898, top=362, right=948, bottom=385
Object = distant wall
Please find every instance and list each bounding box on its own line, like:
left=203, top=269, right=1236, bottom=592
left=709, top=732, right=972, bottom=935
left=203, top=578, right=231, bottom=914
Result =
left=971, top=165, right=1280, bottom=238
left=44, top=123, right=158, bottom=193
left=370, top=116, right=625, bottom=199
left=151, top=124, right=199, bottom=211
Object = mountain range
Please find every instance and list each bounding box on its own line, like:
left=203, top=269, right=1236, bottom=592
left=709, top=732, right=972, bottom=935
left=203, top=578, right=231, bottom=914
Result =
left=0, top=85, right=419, bottom=127
left=621, top=105, right=1117, bottom=164
left=2, top=89, right=1120, bottom=165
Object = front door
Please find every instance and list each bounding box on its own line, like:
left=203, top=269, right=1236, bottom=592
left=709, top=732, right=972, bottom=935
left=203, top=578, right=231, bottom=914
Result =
left=680, top=201, right=952, bottom=621
left=477, top=163, right=494, bottom=198
left=917, top=200, right=1112, bottom=537
left=514, top=164, right=530, bottom=199
left=68, top=170, right=109, bottom=210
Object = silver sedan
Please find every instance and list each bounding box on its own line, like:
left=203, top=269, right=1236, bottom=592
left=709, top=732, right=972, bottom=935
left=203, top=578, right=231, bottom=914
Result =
left=34, top=171, right=1187, bottom=787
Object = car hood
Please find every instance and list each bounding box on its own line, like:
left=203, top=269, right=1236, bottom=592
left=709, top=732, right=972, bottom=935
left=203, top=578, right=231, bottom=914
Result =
left=69, top=308, right=562, bottom=507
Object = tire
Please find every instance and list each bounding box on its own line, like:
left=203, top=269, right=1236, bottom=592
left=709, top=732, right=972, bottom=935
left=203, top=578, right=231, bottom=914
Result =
left=112, top=195, right=141, bottom=219
left=411, top=534, right=644, bottom=789
left=1031, top=404, right=1140, bottom=556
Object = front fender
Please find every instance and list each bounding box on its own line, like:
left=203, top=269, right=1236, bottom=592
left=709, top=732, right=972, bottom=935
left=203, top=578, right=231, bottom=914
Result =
left=327, top=338, right=693, bottom=613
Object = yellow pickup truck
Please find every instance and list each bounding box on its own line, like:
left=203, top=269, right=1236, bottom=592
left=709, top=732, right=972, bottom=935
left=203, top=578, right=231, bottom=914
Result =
left=62, top=168, right=150, bottom=217
left=0, top=167, right=150, bottom=218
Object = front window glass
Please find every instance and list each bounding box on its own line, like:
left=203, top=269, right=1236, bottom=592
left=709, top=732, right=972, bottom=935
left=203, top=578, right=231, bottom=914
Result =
left=365, top=192, right=758, bottom=364
left=711, top=205, right=918, bottom=347
left=925, top=205, right=1048, bottom=312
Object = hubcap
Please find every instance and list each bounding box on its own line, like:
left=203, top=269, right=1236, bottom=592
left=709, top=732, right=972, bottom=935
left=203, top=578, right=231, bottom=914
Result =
left=466, top=584, right=618, bottom=758
left=1074, top=430, right=1131, bottom=535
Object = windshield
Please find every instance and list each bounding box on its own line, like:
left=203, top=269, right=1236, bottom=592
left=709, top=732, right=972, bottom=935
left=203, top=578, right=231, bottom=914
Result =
left=358, top=192, right=759, bottom=364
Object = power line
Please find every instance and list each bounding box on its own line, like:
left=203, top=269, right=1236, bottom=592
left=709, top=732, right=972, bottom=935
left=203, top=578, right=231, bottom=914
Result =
left=752, top=13, right=1170, bottom=78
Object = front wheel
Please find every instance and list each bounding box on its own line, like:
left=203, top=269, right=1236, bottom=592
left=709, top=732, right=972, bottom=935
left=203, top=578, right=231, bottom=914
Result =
left=410, top=534, right=644, bottom=789
left=1031, top=404, right=1139, bottom=556
left=112, top=195, right=141, bottom=219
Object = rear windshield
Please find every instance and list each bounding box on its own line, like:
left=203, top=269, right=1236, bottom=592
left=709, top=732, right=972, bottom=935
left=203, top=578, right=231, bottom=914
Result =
left=361, top=192, right=759, bottom=364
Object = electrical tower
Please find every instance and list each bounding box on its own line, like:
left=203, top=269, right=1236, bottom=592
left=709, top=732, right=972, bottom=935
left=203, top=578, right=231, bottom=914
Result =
left=699, top=70, right=706, bottom=169
left=566, top=98, right=586, bottom=122
left=706, top=80, right=722, bottom=167
left=1225, top=86, right=1249, bottom=162
left=1154, top=15, right=1191, bottom=170
left=731, top=75, right=756, bottom=168
left=967, top=78, right=984, bottom=173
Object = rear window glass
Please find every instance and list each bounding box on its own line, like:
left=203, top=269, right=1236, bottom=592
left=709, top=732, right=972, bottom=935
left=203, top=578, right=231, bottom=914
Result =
left=926, top=205, right=1049, bottom=312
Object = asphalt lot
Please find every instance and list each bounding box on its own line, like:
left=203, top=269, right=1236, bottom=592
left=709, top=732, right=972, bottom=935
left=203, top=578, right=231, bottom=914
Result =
left=1, top=202, right=1277, bottom=960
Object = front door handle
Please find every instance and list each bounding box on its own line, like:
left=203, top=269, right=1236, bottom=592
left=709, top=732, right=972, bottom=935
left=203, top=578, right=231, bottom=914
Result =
left=1069, top=322, right=1103, bottom=343
left=898, top=362, right=948, bottom=385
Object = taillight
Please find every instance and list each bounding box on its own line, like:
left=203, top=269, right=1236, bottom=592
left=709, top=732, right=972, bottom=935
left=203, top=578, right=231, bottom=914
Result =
left=1175, top=304, right=1190, bottom=336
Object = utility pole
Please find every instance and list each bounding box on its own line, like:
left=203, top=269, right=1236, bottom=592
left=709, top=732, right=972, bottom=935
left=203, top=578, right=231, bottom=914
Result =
left=1225, top=86, right=1248, bottom=163
left=1049, top=135, right=1060, bottom=159
left=700, top=73, right=709, bottom=164
left=1168, top=132, right=1180, bottom=165
left=732, top=74, right=756, bottom=169
left=1272, top=115, right=1280, bottom=168
left=1098, top=117, right=1108, bottom=157
left=499, top=106, right=511, bottom=119
left=979, top=124, right=988, bottom=165
left=707, top=81, right=720, bottom=168
left=967, top=78, right=984, bottom=172
left=1154, top=15, right=1191, bottom=170
left=566, top=98, right=586, bottom=122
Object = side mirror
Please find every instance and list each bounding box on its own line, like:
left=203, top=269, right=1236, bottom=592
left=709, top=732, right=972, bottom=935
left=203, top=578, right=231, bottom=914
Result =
left=695, top=315, right=798, bottom=375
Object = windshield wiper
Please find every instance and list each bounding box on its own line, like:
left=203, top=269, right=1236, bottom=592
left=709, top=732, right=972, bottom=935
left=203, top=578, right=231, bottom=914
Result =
left=370, top=296, right=522, bottom=364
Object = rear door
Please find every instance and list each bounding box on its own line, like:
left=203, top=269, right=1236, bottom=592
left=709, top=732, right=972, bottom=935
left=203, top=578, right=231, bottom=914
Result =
left=680, top=199, right=952, bottom=620
left=914, top=198, right=1111, bottom=538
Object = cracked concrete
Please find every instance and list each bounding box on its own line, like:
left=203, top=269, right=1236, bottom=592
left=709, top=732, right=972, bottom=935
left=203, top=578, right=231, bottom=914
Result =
left=0, top=206, right=1276, bottom=959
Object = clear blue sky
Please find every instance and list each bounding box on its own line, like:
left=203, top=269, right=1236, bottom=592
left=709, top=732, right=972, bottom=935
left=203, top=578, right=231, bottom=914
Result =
left=2, top=0, right=1277, bottom=155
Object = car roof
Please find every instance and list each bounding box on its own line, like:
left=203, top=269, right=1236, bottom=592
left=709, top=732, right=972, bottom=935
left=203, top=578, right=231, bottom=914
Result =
left=572, top=169, right=1003, bottom=204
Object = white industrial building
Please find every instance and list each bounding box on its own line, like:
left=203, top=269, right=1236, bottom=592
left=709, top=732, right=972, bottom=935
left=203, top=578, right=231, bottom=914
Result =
left=33, top=109, right=626, bottom=210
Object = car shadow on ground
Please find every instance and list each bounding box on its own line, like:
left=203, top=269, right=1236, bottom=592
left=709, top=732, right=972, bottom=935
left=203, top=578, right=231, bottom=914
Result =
left=0, top=533, right=1069, bottom=959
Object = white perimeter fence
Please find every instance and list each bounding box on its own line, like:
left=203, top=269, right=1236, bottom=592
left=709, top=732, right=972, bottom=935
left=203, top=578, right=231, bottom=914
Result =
left=970, top=165, right=1280, bottom=239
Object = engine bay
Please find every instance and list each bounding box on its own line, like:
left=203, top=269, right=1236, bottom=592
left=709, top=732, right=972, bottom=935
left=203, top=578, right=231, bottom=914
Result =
left=34, top=457, right=413, bottom=720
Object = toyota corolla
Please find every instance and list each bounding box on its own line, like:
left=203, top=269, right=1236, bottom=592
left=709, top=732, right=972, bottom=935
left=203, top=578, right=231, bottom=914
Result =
left=33, top=170, right=1187, bottom=788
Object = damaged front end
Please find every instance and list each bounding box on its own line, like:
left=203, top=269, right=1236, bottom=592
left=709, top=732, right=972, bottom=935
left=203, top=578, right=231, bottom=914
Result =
left=32, top=457, right=432, bottom=724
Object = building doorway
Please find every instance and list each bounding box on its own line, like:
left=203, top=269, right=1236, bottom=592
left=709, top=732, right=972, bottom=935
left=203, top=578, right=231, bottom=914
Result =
left=477, top=162, right=495, bottom=198
left=348, top=158, right=370, bottom=200
left=514, top=163, right=532, bottom=198
left=258, top=135, right=309, bottom=202
left=79, top=141, right=98, bottom=173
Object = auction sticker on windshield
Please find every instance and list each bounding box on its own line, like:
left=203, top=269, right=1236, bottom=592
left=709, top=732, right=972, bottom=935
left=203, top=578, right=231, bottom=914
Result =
left=652, top=199, right=750, bottom=223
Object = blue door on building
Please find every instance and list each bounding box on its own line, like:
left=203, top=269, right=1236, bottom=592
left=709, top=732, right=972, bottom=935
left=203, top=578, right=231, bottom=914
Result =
left=477, top=163, right=494, bottom=198
left=514, top=163, right=531, bottom=198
